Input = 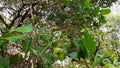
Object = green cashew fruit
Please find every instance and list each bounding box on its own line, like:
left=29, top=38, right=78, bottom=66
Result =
left=53, top=47, right=65, bottom=60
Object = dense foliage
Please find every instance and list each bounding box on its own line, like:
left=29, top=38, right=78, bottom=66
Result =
left=0, top=0, right=119, bottom=68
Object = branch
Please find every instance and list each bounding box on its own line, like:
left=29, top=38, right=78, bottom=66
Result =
left=21, top=0, right=24, bottom=4
left=8, top=0, right=40, bottom=29
left=0, top=15, right=9, bottom=28
left=16, top=8, right=30, bottom=27
left=94, top=37, right=101, bottom=56
left=8, top=4, right=24, bottom=29
left=16, top=0, right=40, bottom=27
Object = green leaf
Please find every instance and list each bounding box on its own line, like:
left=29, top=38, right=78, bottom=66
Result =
left=21, top=38, right=32, bottom=53
left=0, top=40, right=4, bottom=48
left=69, top=52, right=78, bottom=59
left=57, top=38, right=64, bottom=47
left=100, top=8, right=111, bottom=15
left=62, top=0, right=70, bottom=6
left=73, top=37, right=81, bottom=51
left=82, top=29, right=96, bottom=56
left=94, top=6, right=100, bottom=14
left=43, top=53, right=55, bottom=64
left=4, top=35, right=23, bottom=42
left=9, top=54, right=23, bottom=64
left=73, top=37, right=89, bottom=58
left=47, top=13, right=55, bottom=20
left=104, top=64, right=115, bottom=68
left=0, top=40, right=4, bottom=45
left=59, top=14, right=68, bottom=21
left=84, top=0, right=90, bottom=9
left=92, top=52, right=104, bottom=67
left=0, top=56, right=9, bottom=68
left=14, top=24, right=33, bottom=33
left=99, top=16, right=106, bottom=23
left=35, top=46, right=45, bottom=53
